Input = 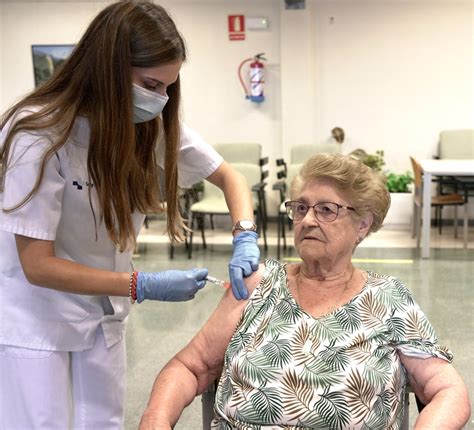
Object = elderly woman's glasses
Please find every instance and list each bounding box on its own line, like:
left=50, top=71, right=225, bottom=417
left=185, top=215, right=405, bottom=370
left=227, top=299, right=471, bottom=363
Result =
left=285, top=201, right=356, bottom=223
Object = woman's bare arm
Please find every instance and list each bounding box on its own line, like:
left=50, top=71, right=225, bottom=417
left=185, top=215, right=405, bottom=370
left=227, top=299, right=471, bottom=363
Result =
left=15, top=235, right=130, bottom=296
left=205, top=160, right=254, bottom=225
left=139, top=265, right=265, bottom=430
left=400, top=354, right=471, bottom=429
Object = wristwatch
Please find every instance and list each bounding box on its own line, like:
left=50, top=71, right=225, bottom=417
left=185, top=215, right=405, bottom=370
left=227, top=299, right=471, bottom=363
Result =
left=232, top=220, right=257, bottom=234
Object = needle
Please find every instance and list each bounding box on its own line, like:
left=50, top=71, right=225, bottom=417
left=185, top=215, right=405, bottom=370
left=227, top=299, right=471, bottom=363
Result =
left=206, top=276, right=231, bottom=289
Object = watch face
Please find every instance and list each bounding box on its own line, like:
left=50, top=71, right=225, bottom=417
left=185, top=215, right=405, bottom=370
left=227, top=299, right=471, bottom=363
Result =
left=239, top=220, right=255, bottom=229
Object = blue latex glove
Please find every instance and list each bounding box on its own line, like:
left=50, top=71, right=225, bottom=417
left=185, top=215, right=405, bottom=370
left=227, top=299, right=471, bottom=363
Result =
left=136, top=268, right=208, bottom=303
left=229, top=231, right=260, bottom=300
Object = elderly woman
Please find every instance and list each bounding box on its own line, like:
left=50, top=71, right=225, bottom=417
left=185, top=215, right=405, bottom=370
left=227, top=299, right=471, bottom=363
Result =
left=140, top=154, right=470, bottom=429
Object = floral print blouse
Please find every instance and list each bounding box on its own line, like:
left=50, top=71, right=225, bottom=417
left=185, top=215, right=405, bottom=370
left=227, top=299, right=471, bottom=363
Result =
left=212, top=259, right=452, bottom=430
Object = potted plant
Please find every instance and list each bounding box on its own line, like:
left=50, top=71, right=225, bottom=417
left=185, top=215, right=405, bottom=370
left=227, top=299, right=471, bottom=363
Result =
left=383, top=170, right=414, bottom=228
left=386, top=171, right=413, bottom=193
left=349, top=149, right=385, bottom=172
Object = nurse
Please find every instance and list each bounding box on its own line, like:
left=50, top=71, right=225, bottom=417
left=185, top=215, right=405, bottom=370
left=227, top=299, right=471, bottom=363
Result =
left=0, top=2, right=259, bottom=429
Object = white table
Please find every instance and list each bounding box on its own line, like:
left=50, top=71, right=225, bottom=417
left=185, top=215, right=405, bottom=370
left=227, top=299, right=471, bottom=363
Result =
left=420, top=159, right=474, bottom=258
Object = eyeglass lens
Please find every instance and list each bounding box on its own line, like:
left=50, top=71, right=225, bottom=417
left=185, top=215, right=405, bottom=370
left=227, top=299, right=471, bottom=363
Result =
left=286, top=202, right=340, bottom=222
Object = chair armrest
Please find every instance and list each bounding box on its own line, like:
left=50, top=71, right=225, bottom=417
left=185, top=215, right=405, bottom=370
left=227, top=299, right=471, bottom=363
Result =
left=272, top=181, right=287, bottom=203
left=276, top=158, right=288, bottom=179
left=251, top=181, right=267, bottom=193
left=272, top=181, right=285, bottom=191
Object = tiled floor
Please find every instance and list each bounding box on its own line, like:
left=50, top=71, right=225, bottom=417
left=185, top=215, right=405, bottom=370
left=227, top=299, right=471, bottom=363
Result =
left=125, top=219, right=474, bottom=429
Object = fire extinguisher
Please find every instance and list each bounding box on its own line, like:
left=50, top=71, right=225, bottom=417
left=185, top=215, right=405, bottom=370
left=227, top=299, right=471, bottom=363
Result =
left=238, top=53, right=266, bottom=103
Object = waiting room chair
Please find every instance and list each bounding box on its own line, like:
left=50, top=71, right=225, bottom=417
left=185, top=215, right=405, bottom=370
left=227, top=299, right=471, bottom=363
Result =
left=437, top=130, right=474, bottom=227
left=438, top=129, right=474, bottom=159
left=167, top=185, right=202, bottom=259
left=214, top=142, right=262, bottom=164
left=273, top=161, right=303, bottom=259
left=213, top=143, right=269, bottom=247
left=188, top=162, right=267, bottom=258
left=409, top=157, right=467, bottom=248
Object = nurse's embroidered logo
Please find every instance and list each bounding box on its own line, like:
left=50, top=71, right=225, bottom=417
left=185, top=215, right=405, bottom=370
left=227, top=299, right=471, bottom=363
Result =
left=72, top=180, right=94, bottom=190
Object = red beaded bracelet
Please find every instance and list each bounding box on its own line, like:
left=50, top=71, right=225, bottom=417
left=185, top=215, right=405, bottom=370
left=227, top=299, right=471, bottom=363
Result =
left=129, top=270, right=138, bottom=304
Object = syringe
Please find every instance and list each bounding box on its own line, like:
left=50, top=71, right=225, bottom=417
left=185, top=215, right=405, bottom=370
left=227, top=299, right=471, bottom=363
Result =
left=206, top=276, right=231, bottom=289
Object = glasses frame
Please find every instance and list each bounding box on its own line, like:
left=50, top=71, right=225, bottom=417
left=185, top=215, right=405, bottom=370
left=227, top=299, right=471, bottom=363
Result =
left=285, top=200, right=356, bottom=223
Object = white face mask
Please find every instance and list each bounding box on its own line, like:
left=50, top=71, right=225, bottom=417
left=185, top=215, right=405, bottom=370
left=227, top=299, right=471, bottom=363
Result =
left=132, top=83, right=169, bottom=123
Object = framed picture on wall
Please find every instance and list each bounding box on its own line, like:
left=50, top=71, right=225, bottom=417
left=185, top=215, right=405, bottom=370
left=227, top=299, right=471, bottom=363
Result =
left=31, top=44, right=75, bottom=87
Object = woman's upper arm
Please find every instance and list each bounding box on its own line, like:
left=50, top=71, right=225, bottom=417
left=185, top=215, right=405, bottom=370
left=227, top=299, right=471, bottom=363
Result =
left=205, top=160, right=235, bottom=189
left=174, top=265, right=264, bottom=392
left=15, top=235, right=55, bottom=283
left=399, top=353, right=467, bottom=405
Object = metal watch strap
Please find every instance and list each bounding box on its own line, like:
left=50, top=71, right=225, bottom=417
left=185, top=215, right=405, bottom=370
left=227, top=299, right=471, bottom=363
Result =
left=232, top=220, right=257, bottom=234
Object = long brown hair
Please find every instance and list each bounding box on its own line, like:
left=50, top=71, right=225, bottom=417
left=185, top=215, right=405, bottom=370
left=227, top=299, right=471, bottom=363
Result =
left=0, top=1, right=187, bottom=251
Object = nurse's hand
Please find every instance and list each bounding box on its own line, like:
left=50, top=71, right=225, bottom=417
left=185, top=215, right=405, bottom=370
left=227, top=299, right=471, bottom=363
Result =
left=136, top=268, right=208, bottom=303
left=229, top=231, right=260, bottom=301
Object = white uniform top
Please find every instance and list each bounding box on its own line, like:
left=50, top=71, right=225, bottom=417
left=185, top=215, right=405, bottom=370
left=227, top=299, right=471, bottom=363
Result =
left=0, top=111, right=223, bottom=350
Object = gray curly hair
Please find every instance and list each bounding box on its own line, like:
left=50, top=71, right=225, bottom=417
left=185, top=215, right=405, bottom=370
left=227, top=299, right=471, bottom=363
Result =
left=290, top=153, right=390, bottom=234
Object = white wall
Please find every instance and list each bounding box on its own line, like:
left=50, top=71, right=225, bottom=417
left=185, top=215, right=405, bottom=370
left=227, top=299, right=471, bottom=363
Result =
left=309, top=0, right=473, bottom=173
left=1, top=0, right=472, bottom=215
left=280, top=0, right=315, bottom=161
left=162, top=0, right=282, bottom=168
left=1, top=1, right=107, bottom=107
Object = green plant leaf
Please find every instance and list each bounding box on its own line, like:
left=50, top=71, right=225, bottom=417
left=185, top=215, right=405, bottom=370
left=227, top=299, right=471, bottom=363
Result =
left=385, top=171, right=413, bottom=193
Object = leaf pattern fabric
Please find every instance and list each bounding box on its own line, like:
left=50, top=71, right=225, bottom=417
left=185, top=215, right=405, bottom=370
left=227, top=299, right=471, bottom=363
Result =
left=212, top=259, right=452, bottom=430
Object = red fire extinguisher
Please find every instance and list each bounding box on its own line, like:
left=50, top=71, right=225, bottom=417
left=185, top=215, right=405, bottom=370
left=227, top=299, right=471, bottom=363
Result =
left=238, top=53, right=266, bottom=103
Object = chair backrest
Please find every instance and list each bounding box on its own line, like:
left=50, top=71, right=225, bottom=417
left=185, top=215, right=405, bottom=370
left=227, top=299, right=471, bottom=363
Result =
left=438, top=129, right=474, bottom=159
left=286, top=164, right=303, bottom=196
left=201, top=179, right=225, bottom=200
left=232, top=162, right=262, bottom=189
left=409, top=157, right=422, bottom=187
left=234, top=162, right=263, bottom=208
left=290, top=143, right=339, bottom=164
left=200, top=162, right=261, bottom=202
left=214, top=143, right=262, bottom=165
left=409, top=157, right=423, bottom=201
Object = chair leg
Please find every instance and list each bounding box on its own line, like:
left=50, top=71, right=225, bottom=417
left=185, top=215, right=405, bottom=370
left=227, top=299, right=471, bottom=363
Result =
left=188, top=215, right=195, bottom=259
left=453, top=206, right=458, bottom=238
left=261, top=215, right=268, bottom=251
left=412, top=203, right=418, bottom=239
left=201, top=382, right=217, bottom=430
left=257, top=194, right=268, bottom=251
left=401, top=390, right=410, bottom=430
left=184, top=225, right=189, bottom=250
left=416, top=204, right=422, bottom=249
left=255, top=208, right=262, bottom=247
left=198, top=214, right=207, bottom=249
left=262, top=194, right=268, bottom=232
left=438, top=206, right=442, bottom=235
left=463, top=203, right=468, bottom=249
left=277, top=213, right=282, bottom=260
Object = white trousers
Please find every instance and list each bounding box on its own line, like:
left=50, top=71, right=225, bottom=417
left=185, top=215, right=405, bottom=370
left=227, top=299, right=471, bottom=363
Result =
left=0, top=327, right=126, bottom=430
